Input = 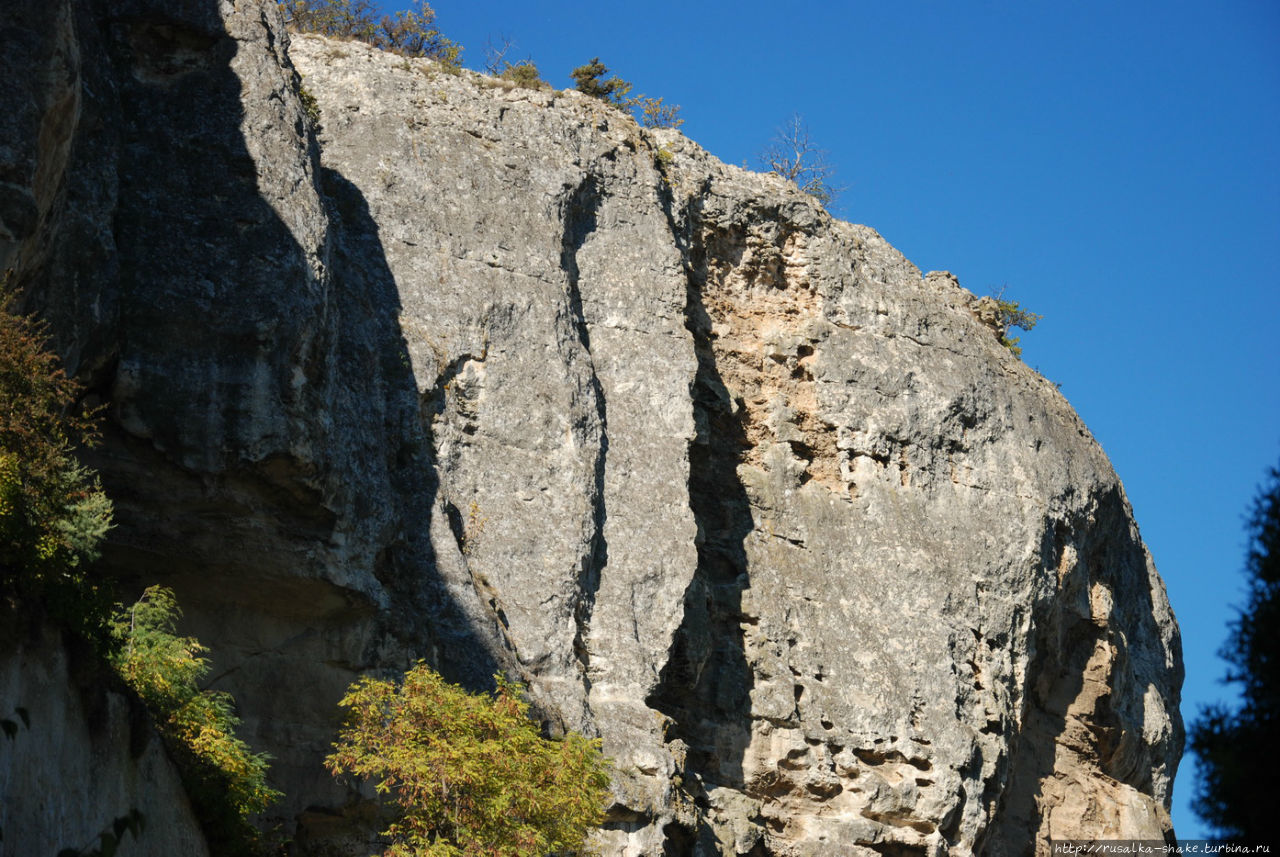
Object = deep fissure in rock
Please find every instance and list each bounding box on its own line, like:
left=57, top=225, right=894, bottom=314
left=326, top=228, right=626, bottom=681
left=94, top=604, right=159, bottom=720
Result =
left=559, top=174, right=609, bottom=683
left=648, top=191, right=758, bottom=846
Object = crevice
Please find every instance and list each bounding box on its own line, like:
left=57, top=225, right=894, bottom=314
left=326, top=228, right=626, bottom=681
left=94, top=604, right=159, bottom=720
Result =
left=442, top=499, right=465, bottom=556
left=647, top=179, right=756, bottom=816
left=558, top=175, right=608, bottom=687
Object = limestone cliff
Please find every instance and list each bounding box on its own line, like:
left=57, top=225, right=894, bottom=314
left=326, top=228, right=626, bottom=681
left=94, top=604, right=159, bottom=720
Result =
left=0, top=1, right=1181, bottom=854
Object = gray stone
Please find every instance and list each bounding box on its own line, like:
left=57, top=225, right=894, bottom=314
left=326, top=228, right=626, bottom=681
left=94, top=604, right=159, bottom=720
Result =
left=1, top=2, right=1181, bottom=853
left=0, top=623, right=210, bottom=857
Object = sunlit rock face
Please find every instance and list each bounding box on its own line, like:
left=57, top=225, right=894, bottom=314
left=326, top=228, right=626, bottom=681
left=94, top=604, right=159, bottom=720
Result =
left=3, top=1, right=1181, bottom=853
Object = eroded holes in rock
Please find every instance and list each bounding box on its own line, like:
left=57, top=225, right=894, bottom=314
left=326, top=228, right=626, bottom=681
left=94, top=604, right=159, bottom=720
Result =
left=661, top=821, right=696, bottom=856
left=868, top=840, right=931, bottom=856
left=805, top=778, right=842, bottom=799
left=851, top=748, right=933, bottom=772
left=694, top=223, right=842, bottom=491
left=750, top=769, right=793, bottom=799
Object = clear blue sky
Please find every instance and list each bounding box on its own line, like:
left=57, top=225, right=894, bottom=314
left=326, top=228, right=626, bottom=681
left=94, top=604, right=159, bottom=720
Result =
left=374, top=0, right=1280, bottom=838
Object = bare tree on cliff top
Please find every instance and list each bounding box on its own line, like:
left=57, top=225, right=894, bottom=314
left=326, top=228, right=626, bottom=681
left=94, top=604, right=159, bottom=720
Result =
left=759, top=113, right=843, bottom=207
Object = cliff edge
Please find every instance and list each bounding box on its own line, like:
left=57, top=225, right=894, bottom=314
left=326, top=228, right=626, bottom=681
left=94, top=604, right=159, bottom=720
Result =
left=0, top=2, right=1181, bottom=854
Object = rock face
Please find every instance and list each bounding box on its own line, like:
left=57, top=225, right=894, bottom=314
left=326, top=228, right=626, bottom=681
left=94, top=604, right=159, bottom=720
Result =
left=1, top=1, right=1182, bottom=854
left=0, top=622, right=210, bottom=857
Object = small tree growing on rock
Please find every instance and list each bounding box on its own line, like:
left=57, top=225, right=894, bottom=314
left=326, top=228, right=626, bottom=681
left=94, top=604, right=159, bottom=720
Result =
left=572, top=58, right=684, bottom=129
left=990, top=287, right=1042, bottom=356
left=758, top=113, right=842, bottom=206
left=111, top=586, right=280, bottom=855
left=327, top=662, right=611, bottom=857
left=571, top=57, right=635, bottom=107
left=637, top=96, right=683, bottom=129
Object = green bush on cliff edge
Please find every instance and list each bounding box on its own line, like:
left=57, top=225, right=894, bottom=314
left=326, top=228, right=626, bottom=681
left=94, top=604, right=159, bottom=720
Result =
left=280, top=0, right=462, bottom=68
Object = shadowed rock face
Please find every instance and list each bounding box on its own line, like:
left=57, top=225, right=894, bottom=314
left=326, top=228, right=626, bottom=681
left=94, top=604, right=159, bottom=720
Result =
left=2, top=2, right=1181, bottom=854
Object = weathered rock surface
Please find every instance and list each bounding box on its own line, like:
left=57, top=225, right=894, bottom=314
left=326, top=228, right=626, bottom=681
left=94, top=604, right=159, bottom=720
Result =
left=0, top=622, right=210, bottom=857
left=1, top=1, right=1181, bottom=854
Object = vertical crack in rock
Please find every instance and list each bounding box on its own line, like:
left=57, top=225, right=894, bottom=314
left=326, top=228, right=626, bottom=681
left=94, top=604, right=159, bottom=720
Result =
left=559, top=174, right=609, bottom=690
left=647, top=187, right=761, bottom=851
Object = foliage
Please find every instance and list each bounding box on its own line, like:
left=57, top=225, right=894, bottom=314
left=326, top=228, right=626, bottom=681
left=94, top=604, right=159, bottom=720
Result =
left=298, top=83, right=322, bottom=128
left=499, top=61, right=545, bottom=90
left=990, top=287, right=1042, bottom=356
left=637, top=96, right=683, bottom=129
left=481, top=36, right=544, bottom=89
left=0, top=281, right=114, bottom=646
left=327, top=662, right=611, bottom=857
left=281, top=0, right=462, bottom=67
left=571, top=57, right=634, bottom=107
left=1190, top=463, right=1280, bottom=843
left=111, top=587, right=280, bottom=855
left=758, top=113, right=842, bottom=206
left=571, top=57, right=685, bottom=132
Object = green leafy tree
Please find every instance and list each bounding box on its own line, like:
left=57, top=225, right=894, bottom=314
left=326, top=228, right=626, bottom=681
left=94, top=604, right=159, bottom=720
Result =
left=281, top=1, right=461, bottom=67
left=0, top=282, right=113, bottom=645
left=327, top=662, right=611, bottom=857
left=990, top=287, right=1042, bottom=357
left=758, top=113, right=842, bottom=206
left=1189, top=463, right=1280, bottom=845
left=111, top=586, right=280, bottom=855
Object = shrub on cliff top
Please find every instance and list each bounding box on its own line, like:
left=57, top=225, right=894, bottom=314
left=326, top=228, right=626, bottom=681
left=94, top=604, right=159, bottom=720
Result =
left=571, top=57, right=633, bottom=106
left=571, top=57, right=684, bottom=129
left=281, top=0, right=461, bottom=67
left=328, top=662, right=611, bottom=857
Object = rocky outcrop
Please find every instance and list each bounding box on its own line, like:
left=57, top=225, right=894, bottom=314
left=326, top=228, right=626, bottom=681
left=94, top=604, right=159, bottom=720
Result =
left=1, top=1, right=1181, bottom=854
